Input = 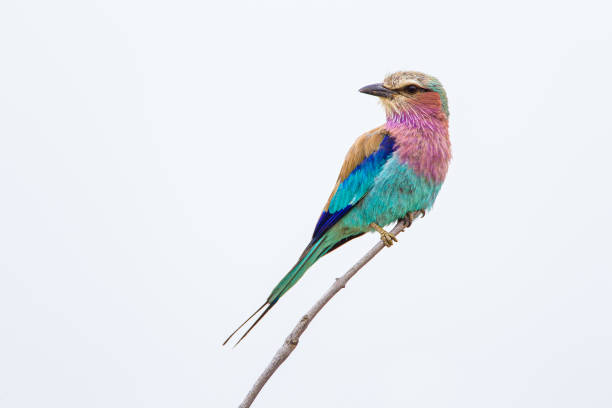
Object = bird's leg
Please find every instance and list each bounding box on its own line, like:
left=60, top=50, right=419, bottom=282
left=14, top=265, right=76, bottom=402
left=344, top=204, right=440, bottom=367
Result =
left=369, top=222, right=398, bottom=247
left=402, top=209, right=426, bottom=229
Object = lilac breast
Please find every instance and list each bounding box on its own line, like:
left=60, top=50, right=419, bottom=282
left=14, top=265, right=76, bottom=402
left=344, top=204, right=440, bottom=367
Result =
left=386, top=116, right=451, bottom=184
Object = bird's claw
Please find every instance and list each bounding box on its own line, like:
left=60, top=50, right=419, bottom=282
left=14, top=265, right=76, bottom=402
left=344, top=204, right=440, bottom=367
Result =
left=380, top=230, right=398, bottom=247
left=370, top=222, right=398, bottom=247
left=403, top=212, right=414, bottom=228
left=402, top=209, right=426, bottom=229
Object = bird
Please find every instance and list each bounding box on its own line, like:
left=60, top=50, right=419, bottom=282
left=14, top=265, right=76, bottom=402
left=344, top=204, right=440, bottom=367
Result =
left=224, top=71, right=451, bottom=346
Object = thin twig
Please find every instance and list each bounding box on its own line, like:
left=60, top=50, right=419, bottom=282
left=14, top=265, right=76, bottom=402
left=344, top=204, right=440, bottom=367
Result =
left=238, top=215, right=419, bottom=408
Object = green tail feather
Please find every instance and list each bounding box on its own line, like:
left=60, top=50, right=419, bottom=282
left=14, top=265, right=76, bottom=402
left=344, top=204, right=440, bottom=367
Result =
left=223, top=237, right=332, bottom=346
left=267, top=237, right=330, bottom=304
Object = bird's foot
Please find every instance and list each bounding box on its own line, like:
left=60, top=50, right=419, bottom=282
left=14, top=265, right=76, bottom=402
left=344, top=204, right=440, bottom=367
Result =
left=402, top=210, right=426, bottom=229
left=370, top=222, right=397, bottom=247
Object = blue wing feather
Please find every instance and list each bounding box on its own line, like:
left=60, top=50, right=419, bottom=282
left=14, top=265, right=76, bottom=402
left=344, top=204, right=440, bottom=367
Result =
left=312, top=135, right=395, bottom=242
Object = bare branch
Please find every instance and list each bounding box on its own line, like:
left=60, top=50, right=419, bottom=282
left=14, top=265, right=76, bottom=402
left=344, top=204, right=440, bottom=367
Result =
left=238, top=215, right=419, bottom=408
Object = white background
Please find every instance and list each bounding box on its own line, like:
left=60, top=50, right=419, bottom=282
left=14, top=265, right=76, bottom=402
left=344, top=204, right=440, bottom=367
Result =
left=1, top=1, right=611, bottom=407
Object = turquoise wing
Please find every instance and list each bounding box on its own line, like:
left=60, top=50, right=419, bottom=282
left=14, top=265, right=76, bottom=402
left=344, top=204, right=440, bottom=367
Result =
left=311, top=130, right=396, bottom=242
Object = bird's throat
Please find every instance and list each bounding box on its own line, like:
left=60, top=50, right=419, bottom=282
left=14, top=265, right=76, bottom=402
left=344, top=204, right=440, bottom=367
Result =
left=385, top=109, right=451, bottom=185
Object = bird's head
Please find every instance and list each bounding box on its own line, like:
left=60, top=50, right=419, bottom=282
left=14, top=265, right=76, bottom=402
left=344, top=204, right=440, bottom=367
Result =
left=359, top=71, right=449, bottom=121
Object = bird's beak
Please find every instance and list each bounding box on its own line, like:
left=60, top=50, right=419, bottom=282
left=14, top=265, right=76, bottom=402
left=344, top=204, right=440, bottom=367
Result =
left=359, top=83, right=396, bottom=98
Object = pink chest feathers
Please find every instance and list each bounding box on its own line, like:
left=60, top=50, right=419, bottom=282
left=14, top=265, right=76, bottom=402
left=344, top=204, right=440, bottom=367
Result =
left=387, top=119, right=451, bottom=184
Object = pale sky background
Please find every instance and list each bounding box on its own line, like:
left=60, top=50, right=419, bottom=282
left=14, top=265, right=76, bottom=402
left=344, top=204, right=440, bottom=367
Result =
left=1, top=1, right=611, bottom=407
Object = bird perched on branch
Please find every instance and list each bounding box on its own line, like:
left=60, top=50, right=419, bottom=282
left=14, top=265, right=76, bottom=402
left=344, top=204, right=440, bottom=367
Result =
left=224, top=71, right=451, bottom=346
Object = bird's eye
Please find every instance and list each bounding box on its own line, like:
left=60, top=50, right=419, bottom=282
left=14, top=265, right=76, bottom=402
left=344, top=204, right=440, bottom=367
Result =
left=403, top=84, right=420, bottom=94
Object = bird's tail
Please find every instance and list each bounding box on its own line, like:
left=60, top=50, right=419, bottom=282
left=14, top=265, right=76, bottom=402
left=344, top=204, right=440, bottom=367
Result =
left=223, top=237, right=330, bottom=346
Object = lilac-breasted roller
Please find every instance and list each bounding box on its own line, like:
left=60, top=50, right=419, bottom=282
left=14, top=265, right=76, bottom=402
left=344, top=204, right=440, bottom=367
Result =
left=224, top=71, right=451, bottom=345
